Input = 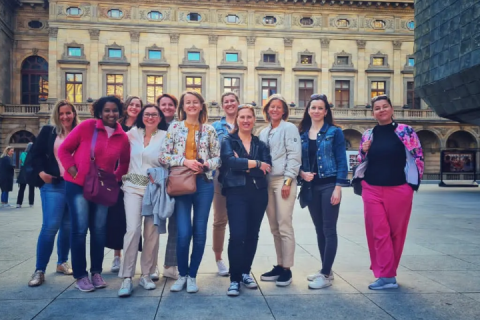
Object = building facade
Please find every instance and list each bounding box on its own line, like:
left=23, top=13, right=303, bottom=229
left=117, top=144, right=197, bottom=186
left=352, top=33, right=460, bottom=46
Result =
left=1, top=0, right=479, bottom=179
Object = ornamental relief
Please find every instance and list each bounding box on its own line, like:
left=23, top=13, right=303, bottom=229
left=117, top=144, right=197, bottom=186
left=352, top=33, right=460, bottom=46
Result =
left=329, top=16, right=358, bottom=29
left=292, top=15, right=322, bottom=28
left=99, top=7, right=131, bottom=20
left=216, top=12, right=247, bottom=25
left=364, top=18, right=394, bottom=30
left=178, top=11, right=209, bottom=22
left=139, top=9, right=172, bottom=21
left=255, top=14, right=284, bottom=26
left=56, top=5, right=91, bottom=18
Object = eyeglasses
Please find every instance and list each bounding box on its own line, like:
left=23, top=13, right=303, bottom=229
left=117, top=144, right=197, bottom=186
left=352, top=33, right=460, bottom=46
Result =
left=143, top=113, right=159, bottom=119
left=310, top=93, right=327, bottom=100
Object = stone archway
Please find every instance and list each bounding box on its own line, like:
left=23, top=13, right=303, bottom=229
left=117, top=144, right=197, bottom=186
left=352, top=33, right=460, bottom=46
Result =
left=8, top=130, right=36, bottom=168
left=446, top=131, right=478, bottom=149
left=343, top=129, right=362, bottom=151
left=417, top=130, right=441, bottom=174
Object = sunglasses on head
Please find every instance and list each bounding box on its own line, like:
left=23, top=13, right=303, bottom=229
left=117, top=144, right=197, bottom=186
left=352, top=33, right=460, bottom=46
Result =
left=371, top=94, right=389, bottom=103
left=310, top=93, right=327, bottom=100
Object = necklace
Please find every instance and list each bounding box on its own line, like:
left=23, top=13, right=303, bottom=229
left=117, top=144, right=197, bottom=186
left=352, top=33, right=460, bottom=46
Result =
left=143, top=129, right=158, bottom=137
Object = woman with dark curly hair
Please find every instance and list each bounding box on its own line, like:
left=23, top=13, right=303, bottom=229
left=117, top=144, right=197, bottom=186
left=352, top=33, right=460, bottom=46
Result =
left=59, top=95, right=130, bottom=292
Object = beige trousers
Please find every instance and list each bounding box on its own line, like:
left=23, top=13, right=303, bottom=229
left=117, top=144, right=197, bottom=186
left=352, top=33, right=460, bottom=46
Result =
left=119, top=186, right=159, bottom=278
left=266, top=176, right=297, bottom=268
left=212, top=172, right=228, bottom=255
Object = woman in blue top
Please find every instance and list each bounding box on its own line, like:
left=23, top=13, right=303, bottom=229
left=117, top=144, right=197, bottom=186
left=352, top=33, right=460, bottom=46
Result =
left=16, top=142, right=35, bottom=208
left=297, top=94, right=348, bottom=290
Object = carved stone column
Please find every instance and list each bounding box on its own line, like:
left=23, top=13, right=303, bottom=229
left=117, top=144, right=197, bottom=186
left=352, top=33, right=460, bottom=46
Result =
left=320, top=38, right=330, bottom=96
left=89, top=29, right=100, bottom=99
left=392, top=41, right=402, bottom=106
left=284, top=38, right=294, bottom=100
left=130, top=31, right=140, bottom=96
left=208, top=35, right=218, bottom=102
left=170, top=34, right=180, bottom=97
left=246, top=36, right=256, bottom=103
left=47, top=27, right=59, bottom=102
left=357, top=40, right=367, bottom=107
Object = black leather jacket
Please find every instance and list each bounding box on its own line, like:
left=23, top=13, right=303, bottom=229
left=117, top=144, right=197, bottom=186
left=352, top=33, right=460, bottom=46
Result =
left=220, top=133, right=272, bottom=190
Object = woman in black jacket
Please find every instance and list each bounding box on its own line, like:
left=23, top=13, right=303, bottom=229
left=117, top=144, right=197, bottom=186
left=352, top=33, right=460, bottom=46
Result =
left=0, top=146, right=15, bottom=207
left=28, top=100, right=81, bottom=287
left=220, top=104, right=272, bottom=297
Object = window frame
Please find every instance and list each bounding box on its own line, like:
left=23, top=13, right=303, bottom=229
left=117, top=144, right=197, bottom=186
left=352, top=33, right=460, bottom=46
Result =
left=404, top=78, right=421, bottom=109
left=263, top=15, right=277, bottom=26
left=147, top=11, right=163, bottom=21
left=402, top=54, right=415, bottom=74
left=367, top=52, right=391, bottom=71
left=331, top=76, right=354, bottom=108
left=140, top=45, right=169, bottom=67
left=66, top=7, right=82, bottom=17
left=180, top=46, right=207, bottom=68
left=330, top=50, right=356, bottom=72
left=142, top=71, right=168, bottom=104
left=100, top=43, right=129, bottom=66
left=65, top=72, right=84, bottom=103
left=226, top=14, right=240, bottom=24
left=257, top=48, right=283, bottom=70
left=368, top=77, right=391, bottom=101
left=221, top=75, right=242, bottom=98
left=145, top=74, right=165, bottom=104
left=296, top=77, right=317, bottom=109
left=59, top=41, right=88, bottom=65
left=60, top=68, right=87, bottom=104
left=102, top=69, right=128, bottom=100
left=182, top=72, right=206, bottom=96
left=299, top=17, right=314, bottom=26
left=187, top=12, right=201, bottom=22
left=258, top=75, right=282, bottom=106
left=107, top=9, right=124, bottom=19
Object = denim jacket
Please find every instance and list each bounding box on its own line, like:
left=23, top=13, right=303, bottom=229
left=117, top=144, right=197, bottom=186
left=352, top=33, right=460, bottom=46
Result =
left=299, top=123, right=349, bottom=186
left=212, top=117, right=233, bottom=144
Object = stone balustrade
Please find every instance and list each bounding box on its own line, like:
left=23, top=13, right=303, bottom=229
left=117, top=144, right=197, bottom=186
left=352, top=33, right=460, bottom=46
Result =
left=0, top=103, right=448, bottom=121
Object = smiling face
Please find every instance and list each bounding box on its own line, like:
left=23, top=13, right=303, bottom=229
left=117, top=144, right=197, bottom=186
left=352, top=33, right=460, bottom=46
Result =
left=308, top=99, right=328, bottom=123
left=143, top=106, right=161, bottom=130
left=58, top=104, right=75, bottom=131
left=236, top=108, right=255, bottom=133
left=267, top=99, right=285, bottom=123
left=182, top=93, right=202, bottom=119
left=222, top=94, right=239, bottom=118
left=102, top=102, right=120, bottom=128
left=126, top=98, right=142, bottom=120
left=372, top=99, right=394, bottom=125
left=159, top=97, right=176, bottom=122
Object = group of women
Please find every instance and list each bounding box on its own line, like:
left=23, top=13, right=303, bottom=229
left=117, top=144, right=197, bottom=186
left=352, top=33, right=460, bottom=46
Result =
left=22, top=88, right=423, bottom=297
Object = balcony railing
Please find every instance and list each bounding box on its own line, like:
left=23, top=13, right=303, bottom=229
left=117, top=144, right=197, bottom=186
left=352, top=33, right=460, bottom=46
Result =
left=0, top=104, right=447, bottom=121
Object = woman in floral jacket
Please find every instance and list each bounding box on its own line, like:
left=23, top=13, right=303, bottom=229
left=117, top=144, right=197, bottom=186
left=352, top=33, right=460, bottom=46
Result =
left=354, top=95, right=423, bottom=291
left=159, top=91, right=220, bottom=293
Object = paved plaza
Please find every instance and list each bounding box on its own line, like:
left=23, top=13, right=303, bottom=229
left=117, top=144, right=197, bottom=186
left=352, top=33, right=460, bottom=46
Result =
left=0, top=184, right=480, bottom=320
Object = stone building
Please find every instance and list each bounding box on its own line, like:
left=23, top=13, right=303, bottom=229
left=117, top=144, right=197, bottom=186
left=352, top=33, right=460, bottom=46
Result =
left=0, top=0, right=479, bottom=180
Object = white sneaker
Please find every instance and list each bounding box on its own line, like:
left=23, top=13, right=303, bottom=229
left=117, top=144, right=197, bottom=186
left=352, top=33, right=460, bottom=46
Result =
left=187, top=276, right=199, bottom=293
left=307, top=270, right=334, bottom=281
left=118, top=278, right=133, bottom=297
left=216, top=260, right=229, bottom=276
left=139, top=275, right=156, bottom=290
left=170, top=276, right=187, bottom=292
left=163, top=266, right=179, bottom=280
left=150, top=266, right=160, bottom=281
left=308, top=274, right=333, bottom=289
left=111, top=256, right=121, bottom=273
left=16, top=204, right=21, bottom=208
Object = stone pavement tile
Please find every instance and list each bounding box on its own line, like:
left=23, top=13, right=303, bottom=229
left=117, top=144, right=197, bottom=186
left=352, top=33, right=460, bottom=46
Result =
left=366, top=293, right=480, bottom=320
left=462, top=293, right=480, bottom=302
left=451, top=255, right=480, bottom=266
left=0, top=299, right=51, bottom=320
left=400, top=255, right=480, bottom=271
left=163, top=273, right=262, bottom=296
left=338, top=270, right=455, bottom=294
left=416, top=242, right=480, bottom=255
left=35, top=297, right=160, bottom=320
left=400, top=242, right=445, bottom=256
left=266, top=294, right=393, bottom=320
left=0, top=260, right=24, bottom=274
left=58, top=273, right=167, bottom=299
left=156, top=295, right=274, bottom=320
left=416, top=271, right=480, bottom=293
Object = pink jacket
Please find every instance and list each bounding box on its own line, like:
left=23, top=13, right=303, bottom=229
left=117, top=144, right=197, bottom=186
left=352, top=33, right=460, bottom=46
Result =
left=58, top=119, right=130, bottom=187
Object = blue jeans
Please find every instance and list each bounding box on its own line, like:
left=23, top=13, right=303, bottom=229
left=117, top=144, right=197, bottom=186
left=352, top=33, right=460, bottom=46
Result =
left=176, top=177, right=214, bottom=278
left=35, top=180, right=70, bottom=272
left=1, top=191, right=8, bottom=203
left=65, top=181, right=108, bottom=279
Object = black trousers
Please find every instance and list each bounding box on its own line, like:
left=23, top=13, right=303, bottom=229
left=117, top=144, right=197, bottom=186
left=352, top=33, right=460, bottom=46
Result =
left=226, top=181, right=268, bottom=283
left=17, top=183, right=35, bottom=206
left=307, top=183, right=339, bottom=275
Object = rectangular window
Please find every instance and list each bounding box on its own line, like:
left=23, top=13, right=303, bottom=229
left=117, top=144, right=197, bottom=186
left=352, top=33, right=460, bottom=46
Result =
left=300, top=55, right=313, bottom=65
left=108, top=48, right=122, bottom=58
left=335, top=80, right=350, bottom=108
left=68, top=47, right=82, bottom=57
left=263, top=54, right=276, bottom=63
left=188, top=13, right=200, bottom=21
left=298, top=80, right=314, bottom=108
left=407, top=81, right=421, bottom=109
left=261, top=79, right=277, bottom=106
left=65, top=73, right=83, bottom=103
left=148, top=50, right=162, bottom=60
left=337, top=56, right=349, bottom=65
left=187, top=52, right=200, bottom=61
left=372, top=57, right=385, bottom=66
left=106, top=74, right=124, bottom=96
left=225, top=53, right=239, bottom=62
left=371, top=81, right=386, bottom=99
left=408, top=57, right=415, bottom=67
left=224, top=77, right=240, bottom=96
left=146, top=75, right=163, bottom=104
left=186, top=76, right=202, bottom=93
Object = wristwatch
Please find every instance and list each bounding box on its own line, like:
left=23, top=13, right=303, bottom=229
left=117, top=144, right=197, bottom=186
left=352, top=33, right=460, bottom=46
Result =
left=284, top=178, right=293, bottom=186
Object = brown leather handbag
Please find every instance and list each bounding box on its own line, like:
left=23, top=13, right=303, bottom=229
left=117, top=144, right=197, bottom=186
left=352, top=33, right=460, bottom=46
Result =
left=166, top=124, right=202, bottom=197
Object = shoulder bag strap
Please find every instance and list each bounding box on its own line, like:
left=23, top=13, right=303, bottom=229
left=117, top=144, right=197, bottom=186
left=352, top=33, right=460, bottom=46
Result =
left=196, top=124, right=203, bottom=161
left=90, top=127, right=99, bottom=161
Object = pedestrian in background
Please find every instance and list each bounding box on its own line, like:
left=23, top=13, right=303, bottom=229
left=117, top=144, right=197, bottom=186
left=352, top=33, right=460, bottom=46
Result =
left=0, top=146, right=15, bottom=208
left=16, top=142, right=35, bottom=208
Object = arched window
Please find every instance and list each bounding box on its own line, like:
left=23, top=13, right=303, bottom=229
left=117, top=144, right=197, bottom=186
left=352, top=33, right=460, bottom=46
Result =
left=9, top=131, right=36, bottom=168
left=21, top=56, right=48, bottom=104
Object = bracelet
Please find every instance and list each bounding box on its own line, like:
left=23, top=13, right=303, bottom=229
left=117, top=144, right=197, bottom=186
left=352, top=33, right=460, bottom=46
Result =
left=256, top=160, right=261, bottom=168
left=284, top=178, right=293, bottom=186
left=73, top=173, right=78, bottom=180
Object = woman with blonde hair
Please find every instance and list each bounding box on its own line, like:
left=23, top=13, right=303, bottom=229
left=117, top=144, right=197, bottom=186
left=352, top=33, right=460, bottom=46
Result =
left=160, top=91, right=221, bottom=293
left=107, top=95, right=143, bottom=274
left=259, top=94, right=302, bottom=287
left=28, top=100, right=81, bottom=286
left=0, top=146, right=15, bottom=207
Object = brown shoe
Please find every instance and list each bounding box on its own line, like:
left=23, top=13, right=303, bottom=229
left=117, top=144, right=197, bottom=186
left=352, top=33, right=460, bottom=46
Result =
left=56, top=262, right=73, bottom=275
left=28, top=271, right=45, bottom=287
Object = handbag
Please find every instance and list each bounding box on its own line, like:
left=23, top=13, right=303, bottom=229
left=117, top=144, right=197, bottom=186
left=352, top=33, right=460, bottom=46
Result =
left=351, top=131, right=373, bottom=196
left=83, top=127, right=120, bottom=206
left=166, top=124, right=202, bottom=196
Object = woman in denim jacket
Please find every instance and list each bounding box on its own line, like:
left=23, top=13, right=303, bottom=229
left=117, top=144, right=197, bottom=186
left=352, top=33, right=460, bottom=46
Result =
left=297, top=94, right=348, bottom=290
left=355, top=95, right=424, bottom=290
left=159, top=91, right=220, bottom=293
